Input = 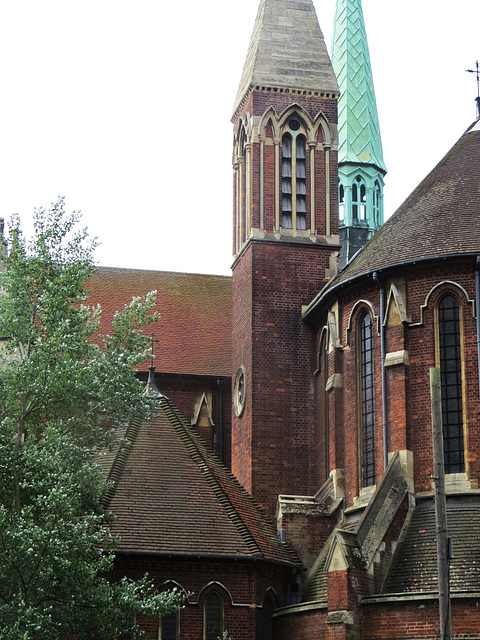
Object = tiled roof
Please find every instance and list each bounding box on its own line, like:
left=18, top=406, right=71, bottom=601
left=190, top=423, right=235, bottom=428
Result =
left=386, top=495, right=480, bottom=594
left=103, top=396, right=298, bottom=564
left=313, top=120, right=480, bottom=300
left=87, top=267, right=232, bottom=377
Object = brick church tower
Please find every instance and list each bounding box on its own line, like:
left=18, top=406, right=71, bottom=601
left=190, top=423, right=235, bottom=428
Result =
left=231, top=0, right=340, bottom=516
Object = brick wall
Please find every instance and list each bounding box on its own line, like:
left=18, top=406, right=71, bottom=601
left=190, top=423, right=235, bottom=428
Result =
left=110, top=554, right=292, bottom=640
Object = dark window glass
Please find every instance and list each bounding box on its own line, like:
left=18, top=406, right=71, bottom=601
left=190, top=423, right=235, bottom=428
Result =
left=360, top=314, right=375, bottom=486
left=262, top=597, right=274, bottom=640
left=439, top=295, right=465, bottom=473
left=205, top=594, right=222, bottom=640
left=161, top=612, right=177, bottom=640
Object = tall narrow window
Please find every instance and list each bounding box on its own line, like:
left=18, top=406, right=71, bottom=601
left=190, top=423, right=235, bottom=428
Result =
left=205, top=593, right=223, bottom=640
left=352, top=176, right=366, bottom=221
left=373, top=181, right=381, bottom=227
left=296, top=135, right=307, bottom=230
left=438, top=295, right=465, bottom=473
left=281, top=134, right=293, bottom=229
left=262, top=596, right=275, bottom=640
left=339, top=182, right=345, bottom=222
left=161, top=612, right=178, bottom=640
left=281, top=119, right=308, bottom=231
left=359, top=313, right=375, bottom=487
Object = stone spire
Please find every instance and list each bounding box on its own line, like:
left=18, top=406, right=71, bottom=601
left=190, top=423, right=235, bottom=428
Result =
left=233, top=0, right=338, bottom=118
left=332, top=0, right=387, bottom=268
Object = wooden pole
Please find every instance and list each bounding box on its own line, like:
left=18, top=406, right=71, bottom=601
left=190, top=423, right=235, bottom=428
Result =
left=430, top=367, right=451, bottom=640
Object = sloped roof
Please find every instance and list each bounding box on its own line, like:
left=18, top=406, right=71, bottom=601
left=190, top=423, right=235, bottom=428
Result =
left=233, top=0, right=338, bottom=117
left=332, top=0, right=386, bottom=171
left=87, top=267, right=232, bottom=377
left=306, top=120, right=480, bottom=312
left=103, top=396, right=297, bottom=564
left=386, top=495, right=480, bottom=594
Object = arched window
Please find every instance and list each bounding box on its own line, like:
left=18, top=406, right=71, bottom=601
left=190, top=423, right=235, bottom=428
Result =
left=339, top=182, right=345, bottom=222
left=359, top=313, right=375, bottom=487
left=373, top=181, right=381, bottom=227
left=438, top=294, right=465, bottom=473
left=204, top=593, right=223, bottom=640
left=318, top=331, right=330, bottom=481
left=161, top=611, right=179, bottom=640
left=262, top=595, right=275, bottom=640
left=281, top=118, right=307, bottom=231
left=352, top=176, right=366, bottom=221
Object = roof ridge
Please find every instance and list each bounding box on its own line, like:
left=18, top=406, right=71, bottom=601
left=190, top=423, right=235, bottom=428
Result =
left=160, top=399, right=265, bottom=557
left=102, top=418, right=142, bottom=509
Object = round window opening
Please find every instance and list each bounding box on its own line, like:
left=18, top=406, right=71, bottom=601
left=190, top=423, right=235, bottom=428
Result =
left=234, top=366, right=247, bottom=417
left=289, top=119, right=301, bottom=131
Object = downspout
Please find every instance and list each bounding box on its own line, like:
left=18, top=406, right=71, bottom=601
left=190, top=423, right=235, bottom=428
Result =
left=217, top=378, right=223, bottom=462
left=373, top=272, right=388, bottom=471
left=475, top=257, right=480, bottom=408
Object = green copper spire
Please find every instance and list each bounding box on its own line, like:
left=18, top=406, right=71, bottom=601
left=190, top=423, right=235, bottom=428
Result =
left=332, top=0, right=385, bottom=170
left=332, top=0, right=387, bottom=268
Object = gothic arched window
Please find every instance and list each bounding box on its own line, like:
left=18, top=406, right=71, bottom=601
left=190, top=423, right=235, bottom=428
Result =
left=438, top=294, right=465, bottom=474
left=339, top=182, right=345, bottom=222
left=281, top=118, right=307, bottom=231
left=373, top=181, right=381, bottom=227
left=204, top=593, right=223, bottom=640
left=161, top=611, right=179, bottom=640
left=352, top=176, right=366, bottom=221
left=359, top=312, right=375, bottom=487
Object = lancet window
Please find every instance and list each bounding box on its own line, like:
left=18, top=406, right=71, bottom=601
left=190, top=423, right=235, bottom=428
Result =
left=359, top=312, right=375, bottom=487
left=204, top=593, right=223, bottom=640
left=438, top=294, right=465, bottom=474
left=352, top=176, right=366, bottom=221
left=281, top=119, right=307, bottom=231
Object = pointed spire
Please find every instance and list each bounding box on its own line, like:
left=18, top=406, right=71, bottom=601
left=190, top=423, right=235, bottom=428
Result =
left=332, top=0, right=387, bottom=269
left=332, top=0, right=385, bottom=171
left=233, top=0, right=338, bottom=118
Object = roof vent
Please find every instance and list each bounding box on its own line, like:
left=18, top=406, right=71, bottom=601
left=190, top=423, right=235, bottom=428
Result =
left=144, top=365, right=164, bottom=401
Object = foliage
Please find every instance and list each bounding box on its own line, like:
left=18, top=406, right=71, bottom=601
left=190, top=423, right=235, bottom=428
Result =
left=0, top=199, right=179, bottom=638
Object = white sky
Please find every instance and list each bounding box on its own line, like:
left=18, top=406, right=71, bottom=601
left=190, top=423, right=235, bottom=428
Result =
left=0, top=1, right=478, bottom=276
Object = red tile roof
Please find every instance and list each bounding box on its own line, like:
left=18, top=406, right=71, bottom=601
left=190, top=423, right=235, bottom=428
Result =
left=87, top=267, right=232, bottom=377
left=103, top=397, right=298, bottom=564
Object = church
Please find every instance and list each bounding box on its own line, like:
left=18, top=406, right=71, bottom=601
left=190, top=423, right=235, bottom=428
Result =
left=90, top=0, right=480, bottom=638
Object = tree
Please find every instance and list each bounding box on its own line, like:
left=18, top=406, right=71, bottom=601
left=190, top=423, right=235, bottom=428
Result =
left=0, top=199, right=179, bottom=639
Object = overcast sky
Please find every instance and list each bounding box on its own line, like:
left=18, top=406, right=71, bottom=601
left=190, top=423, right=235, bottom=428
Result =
left=0, top=1, right=478, bottom=276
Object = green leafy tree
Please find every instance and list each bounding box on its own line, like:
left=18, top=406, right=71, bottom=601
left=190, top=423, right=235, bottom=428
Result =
left=0, top=199, right=179, bottom=639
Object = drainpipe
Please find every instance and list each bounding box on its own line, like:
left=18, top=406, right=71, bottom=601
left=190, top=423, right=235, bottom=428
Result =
left=475, top=257, right=480, bottom=409
left=373, top=272, right=388, bottom=471
left=216, top=378, right=223, bottom=462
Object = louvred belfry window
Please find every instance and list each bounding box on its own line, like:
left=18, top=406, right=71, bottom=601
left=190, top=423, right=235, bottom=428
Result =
left=359, top=313, right=375, bottom=487
left=281, top=119, right=307, bottom=231
left=438, top=294, right=465, bottom=473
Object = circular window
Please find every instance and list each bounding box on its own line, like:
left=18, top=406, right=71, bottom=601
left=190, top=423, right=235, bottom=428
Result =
left=234, top=366, right=247, bottom=417
left=289, top=119, right=300, bottom=131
